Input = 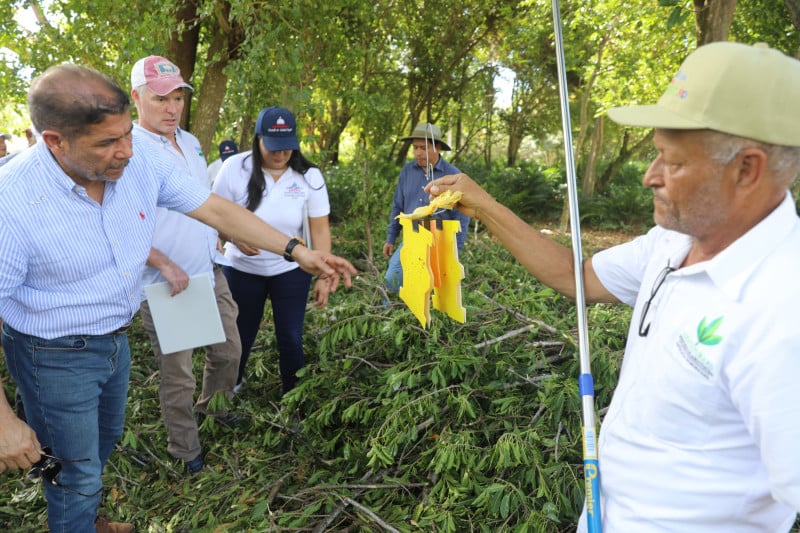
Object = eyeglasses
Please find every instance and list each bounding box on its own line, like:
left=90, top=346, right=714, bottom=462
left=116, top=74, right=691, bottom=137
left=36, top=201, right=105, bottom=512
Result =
left=638, top=265, right=676, bottom=337
left=31, top=447, right=96, bottom=497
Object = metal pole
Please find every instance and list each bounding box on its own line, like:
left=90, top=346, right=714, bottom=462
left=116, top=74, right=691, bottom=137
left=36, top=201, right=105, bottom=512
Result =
left=550, top=0, right=602, bottom=530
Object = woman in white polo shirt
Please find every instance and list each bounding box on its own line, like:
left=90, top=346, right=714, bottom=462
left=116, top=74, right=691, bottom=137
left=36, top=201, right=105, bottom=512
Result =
left=212, top=106, right=332, bottom=395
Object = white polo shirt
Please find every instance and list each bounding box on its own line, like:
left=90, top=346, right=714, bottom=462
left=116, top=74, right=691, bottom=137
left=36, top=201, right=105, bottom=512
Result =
left=211, top=150, right=330, bottom=277
left=135, top=124, right=223, bottom=295
left=582, top=192, right=800, bottom=532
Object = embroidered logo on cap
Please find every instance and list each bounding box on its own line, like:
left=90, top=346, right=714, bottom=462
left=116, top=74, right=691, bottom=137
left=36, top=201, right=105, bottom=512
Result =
left=664, top=71, right=689, bottom=100
left=155, top=61, right=180, bottom=76
left=268, top=117, right=293, bottom=133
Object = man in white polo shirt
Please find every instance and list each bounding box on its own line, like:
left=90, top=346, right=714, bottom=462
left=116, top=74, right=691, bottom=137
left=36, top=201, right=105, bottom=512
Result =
left=131, top=55, right=242, bottom=477
left=426, top=41, right=800, bottom=531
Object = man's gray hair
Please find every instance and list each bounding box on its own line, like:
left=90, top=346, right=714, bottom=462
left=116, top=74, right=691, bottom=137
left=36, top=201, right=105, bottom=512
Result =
left=704, top=130, right=800, bottom=184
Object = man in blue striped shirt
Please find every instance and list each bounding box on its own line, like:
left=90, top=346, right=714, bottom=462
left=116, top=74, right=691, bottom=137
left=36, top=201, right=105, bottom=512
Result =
left=0, top=64, right=355, bottom=533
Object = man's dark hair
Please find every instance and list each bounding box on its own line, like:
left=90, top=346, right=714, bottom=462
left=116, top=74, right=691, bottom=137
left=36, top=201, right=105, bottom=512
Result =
left=28, top=64, right=130, bottom=140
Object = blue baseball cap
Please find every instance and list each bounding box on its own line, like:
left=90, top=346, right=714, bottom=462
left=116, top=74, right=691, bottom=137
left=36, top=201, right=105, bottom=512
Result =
left=218, top=140, right=238, bottom=161
left=255, top=106, right=299, bottom=151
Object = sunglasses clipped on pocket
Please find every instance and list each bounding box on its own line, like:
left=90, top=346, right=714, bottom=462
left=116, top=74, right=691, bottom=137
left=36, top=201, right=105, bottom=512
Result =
left=30, top=447, right=97, bottom=497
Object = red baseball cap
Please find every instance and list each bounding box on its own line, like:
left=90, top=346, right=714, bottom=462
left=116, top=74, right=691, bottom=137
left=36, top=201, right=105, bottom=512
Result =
left=130, top=56, right=193, bottom=96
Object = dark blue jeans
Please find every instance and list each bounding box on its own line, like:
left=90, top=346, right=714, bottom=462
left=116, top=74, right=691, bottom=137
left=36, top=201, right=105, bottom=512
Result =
left=384, top=242, right=404, bottom=292
left=2, top=323, right=130, bottom=533
left=222, top=266, right=311, bottom=394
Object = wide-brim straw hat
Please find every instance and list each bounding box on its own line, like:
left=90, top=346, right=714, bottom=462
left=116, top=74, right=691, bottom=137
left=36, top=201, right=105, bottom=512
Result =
left=401, top=122, right=452, bottom=151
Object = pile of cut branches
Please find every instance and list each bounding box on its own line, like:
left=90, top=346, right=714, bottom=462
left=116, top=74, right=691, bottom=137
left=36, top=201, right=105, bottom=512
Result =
left=0, top=231, right=629, bottom=532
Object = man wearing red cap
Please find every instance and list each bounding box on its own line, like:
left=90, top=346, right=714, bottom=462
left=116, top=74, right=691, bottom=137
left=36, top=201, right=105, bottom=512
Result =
left=131, top=56, right=242, bottom=477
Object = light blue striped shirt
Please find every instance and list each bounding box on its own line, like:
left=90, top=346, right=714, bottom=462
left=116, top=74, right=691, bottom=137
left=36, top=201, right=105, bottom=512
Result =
left=0, top=136, right=210, bottom=339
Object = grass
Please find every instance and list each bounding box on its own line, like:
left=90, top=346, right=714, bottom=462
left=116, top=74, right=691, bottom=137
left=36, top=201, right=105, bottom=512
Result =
left=10, top=224, right=790, bottom=532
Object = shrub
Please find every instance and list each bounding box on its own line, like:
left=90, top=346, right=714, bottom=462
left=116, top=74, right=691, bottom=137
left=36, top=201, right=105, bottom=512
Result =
left=579, top=161, right=653, bottom=232
left=458, top=159, right=564, bottom=221
left=0, top=227, right=629, bottom=532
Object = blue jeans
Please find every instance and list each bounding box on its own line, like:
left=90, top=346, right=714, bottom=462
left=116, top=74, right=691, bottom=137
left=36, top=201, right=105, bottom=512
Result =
left=384, top=243, right=403, bottom=292
left=2, top=323, right=130, bottom=533
left=222, top=266, right=311, bottom=394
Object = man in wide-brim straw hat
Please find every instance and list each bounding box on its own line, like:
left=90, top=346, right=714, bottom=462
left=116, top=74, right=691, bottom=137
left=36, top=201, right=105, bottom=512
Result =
left=400, top=122, right=452, bottom=151
left=382, top=122, right=469, bottom=294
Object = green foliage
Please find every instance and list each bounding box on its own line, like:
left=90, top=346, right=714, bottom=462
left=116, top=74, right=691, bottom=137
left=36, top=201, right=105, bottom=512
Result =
left=578, top=161, right=654, bottom=232
left=1, top=0, right=796, bottom=180
left=0, top=219, right=631, bottom=532
left=458, top=159, right=565, bottom=221
left=325, top=152, right=398, bottom=225
left=731, top=0, right=800, bottom=56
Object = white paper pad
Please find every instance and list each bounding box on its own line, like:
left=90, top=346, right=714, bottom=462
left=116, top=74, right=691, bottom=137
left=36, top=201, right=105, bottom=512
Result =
left=143, top=274, right=225, bottom=354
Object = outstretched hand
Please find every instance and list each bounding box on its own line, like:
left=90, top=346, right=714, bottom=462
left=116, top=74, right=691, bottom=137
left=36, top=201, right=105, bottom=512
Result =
left=294, top=247, right=357, bottom=291
left=311, top=276, right=333, bottom=307
left=424, top=173, right=493, bottom=220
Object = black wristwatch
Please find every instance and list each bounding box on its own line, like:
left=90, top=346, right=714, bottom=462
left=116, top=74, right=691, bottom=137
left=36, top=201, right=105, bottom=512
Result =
left=283, top=237, right=306, bottom=262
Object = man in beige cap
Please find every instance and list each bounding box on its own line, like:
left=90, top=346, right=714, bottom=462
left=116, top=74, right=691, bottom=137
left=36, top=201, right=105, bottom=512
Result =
left=426, top=41, right=800, bottom=531
left=383, top=122, right=470, bottom=293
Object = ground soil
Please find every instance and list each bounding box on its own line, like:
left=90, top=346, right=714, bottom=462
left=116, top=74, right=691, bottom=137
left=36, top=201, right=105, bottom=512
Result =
left=533, top=223, right=636, bottom=256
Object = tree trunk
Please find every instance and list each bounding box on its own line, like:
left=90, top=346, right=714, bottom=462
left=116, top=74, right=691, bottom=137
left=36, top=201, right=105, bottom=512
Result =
left=693, top=0, right=737, bottom=45
left=573, top=18, right=613, bottom=170
left=166, top=0, right=200, bottom=131
left=187, top=3, right=243, bottom=157
left=394, top=107, right=420, bottom=166
left=784, top=0, right=800, bottom=57
left=596, top=129, right=654, bottom=192
left=318, top=108, right=351, bottom=167
left=582, top=116, right=604, bottom=194
left=504, top=78, right=531, bottom=167
left=506, top=132, right=522, bottom=167
left=192, top=38, right=229, bottom=157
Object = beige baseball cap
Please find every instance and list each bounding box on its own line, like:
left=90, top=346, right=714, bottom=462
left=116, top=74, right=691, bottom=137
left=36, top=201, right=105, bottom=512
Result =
left=607, top=41, right=800, bottom=147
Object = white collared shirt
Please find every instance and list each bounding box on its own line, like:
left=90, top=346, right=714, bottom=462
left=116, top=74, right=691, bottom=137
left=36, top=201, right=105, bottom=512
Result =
left=584, top=193, right=800, bottom=532
left=134, top=124, right=225, bottom=296
left=211, top=150, right=329, bottom=277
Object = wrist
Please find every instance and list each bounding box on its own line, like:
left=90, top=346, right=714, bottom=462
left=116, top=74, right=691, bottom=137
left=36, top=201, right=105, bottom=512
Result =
left=283, top=237, right=307, bottom=262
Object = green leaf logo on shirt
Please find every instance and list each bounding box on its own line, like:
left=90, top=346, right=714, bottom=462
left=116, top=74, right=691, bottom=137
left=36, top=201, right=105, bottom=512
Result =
left=696, top=316, right=724, bottom=346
